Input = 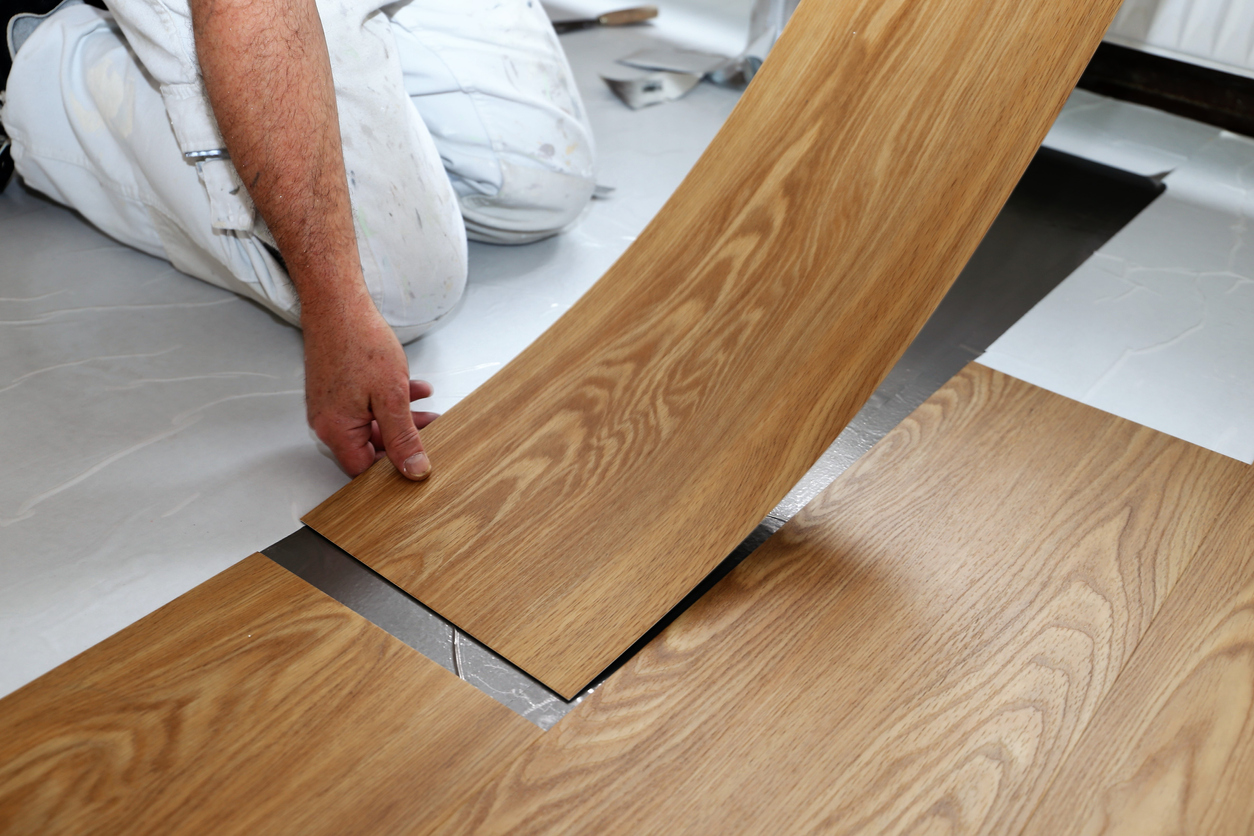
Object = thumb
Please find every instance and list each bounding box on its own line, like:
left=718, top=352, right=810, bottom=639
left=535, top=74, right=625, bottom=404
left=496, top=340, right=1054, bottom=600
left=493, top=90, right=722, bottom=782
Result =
left=375, top=392, right=431, bottom=481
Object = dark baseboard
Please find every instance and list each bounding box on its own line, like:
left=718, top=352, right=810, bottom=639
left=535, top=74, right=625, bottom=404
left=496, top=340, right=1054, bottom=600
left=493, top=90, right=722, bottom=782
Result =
left=1078, top=41, right=1254, bottom=138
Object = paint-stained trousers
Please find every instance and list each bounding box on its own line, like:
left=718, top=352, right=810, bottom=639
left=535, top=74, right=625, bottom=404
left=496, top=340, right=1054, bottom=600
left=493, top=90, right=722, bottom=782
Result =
left=1, top=0, right=596, bottom=341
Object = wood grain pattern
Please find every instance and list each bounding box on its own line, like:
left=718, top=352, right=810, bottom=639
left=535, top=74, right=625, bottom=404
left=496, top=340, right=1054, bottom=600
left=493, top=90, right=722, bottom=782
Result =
left=1020, top=475, right=1254, bottom=836
left=429, top=365, right=1249, bottom=835
left=304, top=0, right=1123, bottom=698
left=0, top=554, right=541, bottom=836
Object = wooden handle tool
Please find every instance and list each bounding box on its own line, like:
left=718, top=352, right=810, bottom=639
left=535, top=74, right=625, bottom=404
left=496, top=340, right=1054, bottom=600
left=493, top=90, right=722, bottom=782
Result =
left=552, top=5, right=658, bottom=34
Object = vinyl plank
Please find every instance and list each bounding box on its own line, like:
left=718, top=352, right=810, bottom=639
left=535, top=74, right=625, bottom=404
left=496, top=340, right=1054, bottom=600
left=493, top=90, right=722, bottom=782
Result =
left=1020, top=477, right=1254, bottom=835
left=273, top=148, right=1168, bottom=728
left=430, top=365, right=1248, bottom=835
left=771, top=147, right=1165, bottom=519
left=0, top=554, right=541, bottom=836
left=304, top=0, right=1123, bottom=698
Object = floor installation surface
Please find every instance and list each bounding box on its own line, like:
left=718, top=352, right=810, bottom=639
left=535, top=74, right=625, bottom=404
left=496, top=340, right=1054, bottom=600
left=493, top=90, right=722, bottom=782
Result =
left=5, top=26, right=1254, bottom=705
left=1, top=0, right=1252, bottom=825
left=4, top=366, right=1249, bottom=834
left=304, top=0, right=1120, bottom=698
left=263, top=144, right=1167, bottom=728
left=432, top=365, right=1252, bottom=835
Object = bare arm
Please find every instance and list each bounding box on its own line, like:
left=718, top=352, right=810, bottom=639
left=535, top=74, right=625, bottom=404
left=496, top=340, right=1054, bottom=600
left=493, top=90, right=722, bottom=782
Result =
left=190, top=0, right=433, bottom=479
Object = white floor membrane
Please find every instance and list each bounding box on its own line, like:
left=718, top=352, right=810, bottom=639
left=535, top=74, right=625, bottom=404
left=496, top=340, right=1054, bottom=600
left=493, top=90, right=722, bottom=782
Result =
left=1042, top=88, right=1222, bottom=176
left=986, top=99, right=1254, bottom=463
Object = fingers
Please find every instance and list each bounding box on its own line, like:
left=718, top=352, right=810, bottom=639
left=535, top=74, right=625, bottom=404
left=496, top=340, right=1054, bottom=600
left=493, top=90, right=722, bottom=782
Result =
left=375, top=388, right=430, bottom=481
left=407, top=381, right=437, bottom=430
left=369, top=411, right=438, bottom=450
left=301, top=308, right=434, bottom=480
left=314, top=418, right=376, bottom=477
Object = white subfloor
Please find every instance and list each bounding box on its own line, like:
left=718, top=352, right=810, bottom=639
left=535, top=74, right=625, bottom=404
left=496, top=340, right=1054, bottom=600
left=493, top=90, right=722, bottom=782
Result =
left=2, top=21, right=1251, bottom=699
left=984, top=90, right=1254, bottom=463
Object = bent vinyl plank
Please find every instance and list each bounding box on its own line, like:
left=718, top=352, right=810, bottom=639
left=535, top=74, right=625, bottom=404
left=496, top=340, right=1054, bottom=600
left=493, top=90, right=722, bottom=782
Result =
left=304, top=0, right=1123, bottom=698
left=430, top=365, right=1249, bottom=834
left=0, top=554, right=541, bottom=836
left=1020, top=477, right=1254, bottom=835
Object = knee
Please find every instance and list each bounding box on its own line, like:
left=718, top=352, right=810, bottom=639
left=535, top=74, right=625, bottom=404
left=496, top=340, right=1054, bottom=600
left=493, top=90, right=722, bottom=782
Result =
left=459, top=157, right=597, bottom=246
left=342, top=189, right=474, bottom=340
left=378, top=239, right=469, bottom=344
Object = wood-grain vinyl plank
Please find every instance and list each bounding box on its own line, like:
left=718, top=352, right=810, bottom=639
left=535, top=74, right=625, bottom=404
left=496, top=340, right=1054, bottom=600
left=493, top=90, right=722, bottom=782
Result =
left=1020, top=478, right=1254, bottom=836
left=304, top=0, right=1123, bottom=699
left=0, top=554, right=541, bottom=836
left=429, top=365, right=1249, bottom=835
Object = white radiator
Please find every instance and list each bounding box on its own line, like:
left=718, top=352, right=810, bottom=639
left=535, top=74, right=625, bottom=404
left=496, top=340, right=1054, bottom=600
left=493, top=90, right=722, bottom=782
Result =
left=1107, top=0, right=1254, bottom=78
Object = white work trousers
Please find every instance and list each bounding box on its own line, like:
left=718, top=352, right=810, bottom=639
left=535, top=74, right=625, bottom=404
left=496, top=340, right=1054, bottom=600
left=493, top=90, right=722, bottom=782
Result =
left=1, top=0, right=596, bottom=341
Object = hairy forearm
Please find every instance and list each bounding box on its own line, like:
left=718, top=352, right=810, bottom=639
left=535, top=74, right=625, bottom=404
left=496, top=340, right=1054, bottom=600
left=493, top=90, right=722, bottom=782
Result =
left=190, top=0, right=368, bottom=319
left=189, top=0, right=432, bottom=481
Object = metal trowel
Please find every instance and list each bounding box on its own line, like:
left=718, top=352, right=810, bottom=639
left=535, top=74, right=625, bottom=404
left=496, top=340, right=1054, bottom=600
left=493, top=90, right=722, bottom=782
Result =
left=601, top=71, right=701, bottom=109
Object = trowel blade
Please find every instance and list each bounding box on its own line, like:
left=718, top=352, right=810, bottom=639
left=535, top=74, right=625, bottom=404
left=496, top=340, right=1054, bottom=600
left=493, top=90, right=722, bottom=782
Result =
left=601, top=71, right=701, bottom=109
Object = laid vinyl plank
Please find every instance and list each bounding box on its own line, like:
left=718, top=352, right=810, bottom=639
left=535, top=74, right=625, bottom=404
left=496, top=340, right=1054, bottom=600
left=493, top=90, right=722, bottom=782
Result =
left=305, top=0, right=1123, bottom=699
left=430, top=365, right=1248, bottom=835
left=0, top=555, right=541, bottom=836
left=1020, top=477, right=1254, bottom=835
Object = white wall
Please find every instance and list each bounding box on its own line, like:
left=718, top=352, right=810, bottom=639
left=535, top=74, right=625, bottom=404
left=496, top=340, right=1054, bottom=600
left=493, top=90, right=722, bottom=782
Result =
left=1107, top=0, right=1254, bottom=78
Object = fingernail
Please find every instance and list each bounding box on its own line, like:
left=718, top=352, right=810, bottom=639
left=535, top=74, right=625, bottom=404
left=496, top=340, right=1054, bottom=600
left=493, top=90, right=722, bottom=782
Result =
left=403, top=452, right=431, bottom=480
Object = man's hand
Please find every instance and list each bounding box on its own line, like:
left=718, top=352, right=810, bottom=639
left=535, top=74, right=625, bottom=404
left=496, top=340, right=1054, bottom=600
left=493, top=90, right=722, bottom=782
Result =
left=191, top=0, right=434, bottom=480
left=303, top=298, right=438, bottom=479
